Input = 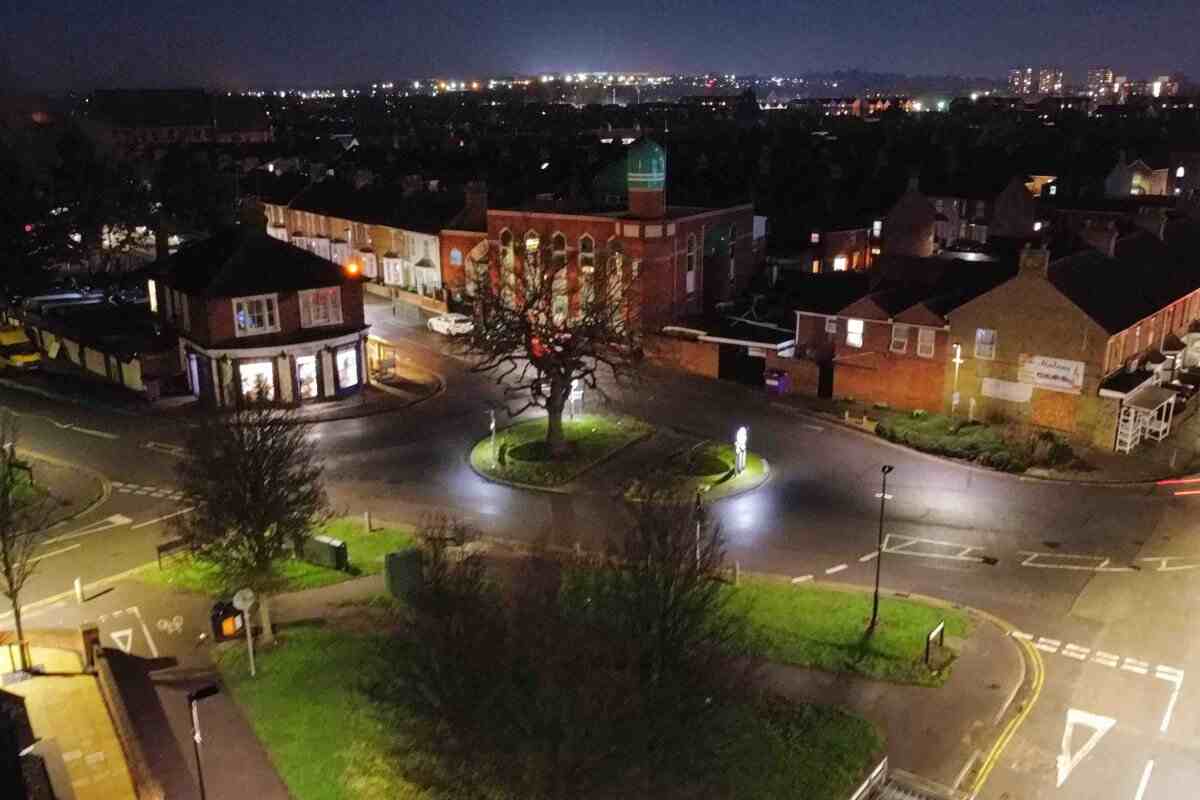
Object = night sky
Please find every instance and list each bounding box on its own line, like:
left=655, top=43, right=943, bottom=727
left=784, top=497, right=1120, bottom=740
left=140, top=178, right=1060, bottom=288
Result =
left=2, top=0, right=1196, bottom=90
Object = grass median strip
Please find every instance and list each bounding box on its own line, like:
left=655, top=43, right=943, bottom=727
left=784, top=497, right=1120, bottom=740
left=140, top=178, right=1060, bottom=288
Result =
left=731, top=579, right=971, bottom=687
left=136, top=517, right=415, bottom=596
left=216, top=624, right=882, bottom=800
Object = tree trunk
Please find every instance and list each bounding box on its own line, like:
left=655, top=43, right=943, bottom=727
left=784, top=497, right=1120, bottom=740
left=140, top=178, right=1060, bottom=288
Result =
left=545, top=380, right=570, bottom=458
left=259, top=594, right=274, bottom=645
left=11, top=599, right=27, bottom=672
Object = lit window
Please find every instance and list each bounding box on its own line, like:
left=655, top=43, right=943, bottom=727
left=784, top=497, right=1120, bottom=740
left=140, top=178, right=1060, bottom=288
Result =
left=299, top=288, right=343, bottom=328
left=833, top=255, right=848, bottom=272
left=1177, top=166, right=1186, bottom=178
left=1049, top=184, right=1058, bottom=196
left=871, top=247, right=882, bottom=256
left=578, top=235, right=595, bottom=273
left=1033, top=221, right=1043, bottom=232
left=233, top=295, right=280, bottom=337
left=240, top=361, right=275, bottom=401
left=917, top=328, right=935, bottom=358
left=847, top=318, right=864, bottom=348
left=811, top=259, right=820, bottom=273
left=872, top=220, right=882, bottom=237
left=825, top=317, right=837, bottom=334
left=810, top=232, right=820, bottom=244
left=296, top=355, right=319, bottom=399
left=450, top=248, right=463, bottom=266
left=147, top=279, right=158, bottom=314
left=336, top=347, right=359, bottom=388
left=890, top=324, right=909, bottom=353
left=974, top=328, right=997, bottom=359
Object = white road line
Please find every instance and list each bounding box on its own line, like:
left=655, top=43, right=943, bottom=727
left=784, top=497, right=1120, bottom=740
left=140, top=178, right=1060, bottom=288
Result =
left=29, top=543, right=81, bottom=563
left=1092, top=653, right=1119, bottom=668
left=1122, top=658, right=1150, bottom=675
left=825, top=564, right=848, bottom=575
left=1155, top=668, right=1184, bottom=733
left=131, top=606, right=159, bottom=659
left=130, top=507, right=194, bottom=530
left=68, top=426, right=119, bottom=440
left=1038, top=637, right=1062, bottom=647
left=1134, top=760, right=1155, bottom=800
left=1063, top=644, right=1090, bottom=660
left=1011, top=631, right=1033, bottom=640
left=790, top=575, right=813, bottom=584
left=859, top=551, right=879, bottom=562
left=952, top=748, right=982, bottom=791
left=882, top=533, right=986, bottom=563
left=1019, top=551, right=1134, bottom=572
left=1036, top=640, right=1061, bottom=654
left=41, top=514, right=133, bottom=546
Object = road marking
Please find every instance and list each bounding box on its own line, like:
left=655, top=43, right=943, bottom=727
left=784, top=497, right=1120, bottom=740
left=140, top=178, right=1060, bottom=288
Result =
left=40, top=514, right=132, bottom=546
left=1141, top=555, right=1200, bottom=572
left=1134, top=760, right=1155, bottom=800
left=1036, top=637, right=1061, bottom=653
left=110, top=629, right=133, bottom=654
left=1122, top=658, right=1150, bottom=675
left=1011, top=631, right=1033, bottom=640
left=952, top=748, right=982, bottom=791
left=1056, top=708, right=1116, bottom=788
left=1092, top=651, right=1120, bottom=668
left=130, top=507, right=194, bottom=530
left=142, top=441, right=186, bottom=458
left=1019, top=551, right=1134, bottom=572
left=1155, top=667, right=1184, bottom=733
left=825, top=564, right=847, bottom=575
left=883, top=533, right=987, bottom=563
left=790, top=575, right=813, bottom=584
left=29, top=543, right=81, bottom=563
left=132, top=606, right=159, bottom=658
left=1063, top=644, right=1090, bottom=660
left=873, top=492, right=894, bottom=500
left=859, top=551, right=879, bottom=562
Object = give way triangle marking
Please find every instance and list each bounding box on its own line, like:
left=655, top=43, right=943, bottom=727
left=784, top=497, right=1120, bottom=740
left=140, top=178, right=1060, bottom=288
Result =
left=1056, top=708, right=1116, bottom=787
left=110, top=629, right=134, bottom=654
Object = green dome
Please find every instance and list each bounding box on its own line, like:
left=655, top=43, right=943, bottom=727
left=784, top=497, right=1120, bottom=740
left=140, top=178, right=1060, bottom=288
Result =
left=627, top=138, right=666, bottom=191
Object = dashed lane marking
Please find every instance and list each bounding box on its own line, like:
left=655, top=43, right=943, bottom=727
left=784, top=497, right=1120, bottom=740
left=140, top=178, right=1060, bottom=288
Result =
left=825, top=564, right=848, bottom=575
left=1134, top=760, right=1155, bottom=800
left=882, top=533, right=988, bottom=563
left=1122, top=658, right=1150, bottom=676
left=859, top=551, right=879, bottom=562
left=790, top=575, right=813, bottom=584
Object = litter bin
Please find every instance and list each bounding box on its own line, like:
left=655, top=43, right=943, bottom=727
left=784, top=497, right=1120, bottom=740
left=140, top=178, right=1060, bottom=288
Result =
left=301, top=535, right=349, bottom=571
left=211, top=601, right=245, bottom=642
left=764, top=368, right=791, bottom=396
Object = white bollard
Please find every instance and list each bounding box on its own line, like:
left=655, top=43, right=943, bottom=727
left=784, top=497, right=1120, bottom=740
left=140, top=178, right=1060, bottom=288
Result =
left=363, top=510, right=372, bottom=533
left=74, top=577, right=83, bottom=605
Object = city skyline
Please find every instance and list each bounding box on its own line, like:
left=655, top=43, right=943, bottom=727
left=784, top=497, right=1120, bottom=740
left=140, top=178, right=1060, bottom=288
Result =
left=1, top=0, right=1196, bottom=90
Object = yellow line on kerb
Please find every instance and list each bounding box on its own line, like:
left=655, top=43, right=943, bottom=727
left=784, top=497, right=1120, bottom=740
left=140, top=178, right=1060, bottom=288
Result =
left=971, top=637, right=1045, bottom=796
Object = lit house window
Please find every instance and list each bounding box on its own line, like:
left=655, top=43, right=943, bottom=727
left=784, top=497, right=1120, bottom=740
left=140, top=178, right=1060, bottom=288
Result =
left=846, top=319, right=864, bottom=348
left=295, top=355, right=319, bottom=399
left=872, top=220, right=883, bottom=237
left=833, top=255, right=848, bottom=272
left=1178, top=166, right=1186, bottom=178
left=240, top=361, right=275, bottom=401
left=147, top=279, right=158, bottom=314
left=810, top=232, right=820, bottom=244
left=812, top=259, right=820, bottom=273
left=1033, top=221, right=1043, bottom=232
left=299, top=288, right=343, bottom=328
left=917, top=328, right=935, bottom=358
left=825, top=317, right=837, bottom=334
left=890, top=324, right=909, bottom=353
left=233, top=294, right=279, bottom=337
left=974, top=328, right=997, bottom=359
left=1049, top=184, right=1058, bottom=196
left=579, top=235, right=595, bottom=305
left=450, top=248, right=463, bottom=266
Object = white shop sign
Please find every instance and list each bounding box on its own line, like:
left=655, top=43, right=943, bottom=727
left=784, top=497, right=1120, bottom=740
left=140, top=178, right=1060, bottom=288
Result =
left=982, top=378, right=1033, bottom=403
left=1018, top=354, right=1085, bottom=395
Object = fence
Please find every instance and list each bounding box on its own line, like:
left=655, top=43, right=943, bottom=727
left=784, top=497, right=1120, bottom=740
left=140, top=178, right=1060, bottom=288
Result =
left=848, top=756, right=889, bottom=800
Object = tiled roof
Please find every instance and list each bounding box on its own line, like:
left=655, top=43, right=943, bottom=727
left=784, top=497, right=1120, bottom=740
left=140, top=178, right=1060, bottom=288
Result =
left=289, top=179, right=466, bottom=234
left=157, top=227, right=352, bottom=297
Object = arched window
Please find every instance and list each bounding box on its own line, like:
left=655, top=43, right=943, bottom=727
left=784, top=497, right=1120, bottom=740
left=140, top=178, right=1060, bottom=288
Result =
left=686, top=234, right=697, bottom=294
left=499, top=229, right=513, bottom=268
left=578, top=235, right=595, bottom=273
left=551, top=232, right=567, bottom=267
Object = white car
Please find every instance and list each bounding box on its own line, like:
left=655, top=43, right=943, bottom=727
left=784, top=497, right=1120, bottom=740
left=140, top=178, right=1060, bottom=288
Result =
left=427, top=313, right=474, bottom=336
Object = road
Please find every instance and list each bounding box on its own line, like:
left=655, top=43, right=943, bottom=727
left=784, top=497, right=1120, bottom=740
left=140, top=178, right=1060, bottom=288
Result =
left=4, top=300, right=1199, bottom=800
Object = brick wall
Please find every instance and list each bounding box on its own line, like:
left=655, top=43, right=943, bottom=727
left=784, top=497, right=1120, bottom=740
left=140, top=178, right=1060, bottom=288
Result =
left=644, top=334, right=719, bottom=378
left=190, top=282, right=364, bottom=347
left=764, top=352, right=822, bottom=396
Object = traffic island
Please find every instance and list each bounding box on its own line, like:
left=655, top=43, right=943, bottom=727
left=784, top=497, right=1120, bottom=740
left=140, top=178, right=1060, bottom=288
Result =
left=626, top=440, right=769, bottom=504
left=21, top=451, right=108, bottom=526
left=468, top=413, right=653, bottom=490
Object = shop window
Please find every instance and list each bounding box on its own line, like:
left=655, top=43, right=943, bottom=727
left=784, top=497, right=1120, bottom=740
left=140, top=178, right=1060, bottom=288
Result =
left=336, top=347, right=359, bottom=388
left=240, top=361, right=275, bottom=401
left=833, top=255, right=848, bottom=272
left=847, top=319, right=864, bottom=348
left=296, top=355, right=319, bottom=399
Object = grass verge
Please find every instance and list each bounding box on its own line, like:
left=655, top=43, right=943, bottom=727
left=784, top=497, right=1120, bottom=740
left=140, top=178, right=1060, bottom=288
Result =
left=469, top=413, right=653, bottom=487
left=216, top=624, right=882, bottom=800
left=137, top=517, right=415, bottom=597
left=731, top=579, right=971, bottom=686
left=627, top=440, right=768, bottom=502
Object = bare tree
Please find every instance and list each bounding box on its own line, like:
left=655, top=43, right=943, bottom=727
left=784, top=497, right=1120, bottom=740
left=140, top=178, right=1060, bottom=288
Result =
left=0, top=415, right=56, bottom=672
left=461, top=232, right=642, bottom=457
left=174, top=403, right=328, bottom=643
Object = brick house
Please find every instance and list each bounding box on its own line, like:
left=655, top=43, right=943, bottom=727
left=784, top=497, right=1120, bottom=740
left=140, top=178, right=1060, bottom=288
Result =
left=150, top=227, right=368, bottom=407
left=484, top=138, right=759, bottom=327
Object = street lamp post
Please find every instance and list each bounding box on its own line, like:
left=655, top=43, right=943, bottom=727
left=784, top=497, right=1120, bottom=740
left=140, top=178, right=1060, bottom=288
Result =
left=869, top=465, right=895, bottom=633
left=187, top=684, right=221, bottom=800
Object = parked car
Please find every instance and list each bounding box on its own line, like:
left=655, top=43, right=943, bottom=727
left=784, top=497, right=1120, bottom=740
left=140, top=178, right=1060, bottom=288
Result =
left=427, top=313, right=474, bottom=336
left=0, top=326, right=41, bottom=371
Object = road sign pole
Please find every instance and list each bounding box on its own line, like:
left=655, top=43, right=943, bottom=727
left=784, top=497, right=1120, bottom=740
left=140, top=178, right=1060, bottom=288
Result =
left=245, top=611, right=256, bottom=678
left=233, top=588, right=258, bottom=678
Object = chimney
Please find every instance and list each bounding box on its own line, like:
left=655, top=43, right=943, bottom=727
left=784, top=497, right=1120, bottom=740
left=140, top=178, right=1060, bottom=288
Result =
left=1079, top=220, right=1119, bottom=257
left=1018, top=242, right=1051, bottom=277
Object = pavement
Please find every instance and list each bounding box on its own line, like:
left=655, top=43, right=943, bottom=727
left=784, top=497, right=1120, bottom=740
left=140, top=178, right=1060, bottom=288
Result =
left=1, top=646, right=137, bottom=800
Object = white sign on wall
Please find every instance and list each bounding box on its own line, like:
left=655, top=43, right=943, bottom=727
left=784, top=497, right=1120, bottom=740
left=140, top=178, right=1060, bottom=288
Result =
left=981, top=378, right=1033, bottom=403
left=1018, top=354, right=1085, bottom=395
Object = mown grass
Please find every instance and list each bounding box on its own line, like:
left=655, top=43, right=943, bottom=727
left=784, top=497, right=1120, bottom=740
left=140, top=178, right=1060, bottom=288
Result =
left=217, top=624, right=883, bottom=800
left=627, top=440, right=768, bottom=503
left=137, top=518, right=416, bottom=597
left=730, top=579, right=971, bottom=687
left=469, top=414, right=653, bottom=487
